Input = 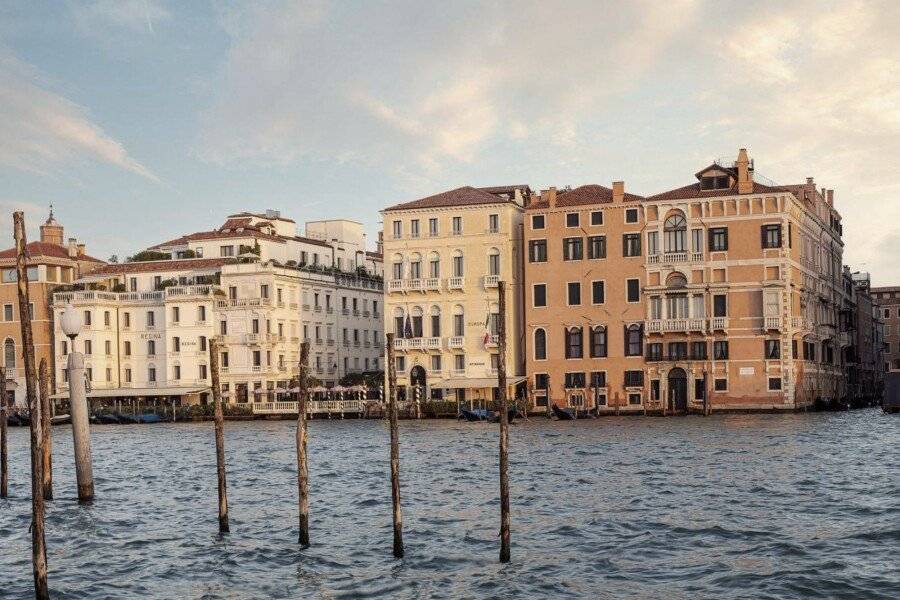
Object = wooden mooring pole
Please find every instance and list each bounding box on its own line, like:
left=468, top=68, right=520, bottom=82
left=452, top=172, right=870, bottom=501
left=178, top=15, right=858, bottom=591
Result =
left=497, top=281, right=511, bottom=563
left=385, top=333, right=404, bottom=558
left=208, top=338, right=229, bottom=533
left=296, top=341, right=311, bottom=546
left=1, top=367, right=8, bottom=498
left=38, top=359, right=52, bottom=500
left=15, top=212, right=49, bottom=599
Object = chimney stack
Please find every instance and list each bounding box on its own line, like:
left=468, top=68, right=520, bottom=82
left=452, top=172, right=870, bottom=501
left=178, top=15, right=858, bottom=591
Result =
left=612, top=181, right=625, bottom=203
left=806, top=177, right=814, bottom=185
left=826, top=189, right=834, bottom=206
left=736, top=148, right=753, bottom=193
left=67, top=238, right=77, bottom=258
left=543, top=187, right=557, bottom=209
left=76, top=243, right=86, bottom=257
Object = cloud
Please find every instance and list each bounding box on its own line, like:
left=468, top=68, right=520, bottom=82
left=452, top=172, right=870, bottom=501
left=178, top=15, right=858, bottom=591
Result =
left=198, top=0, right=700, bottom=176
left=72, top=0, right=170, bottom=35
left=0, top=49, right=158, bottom=181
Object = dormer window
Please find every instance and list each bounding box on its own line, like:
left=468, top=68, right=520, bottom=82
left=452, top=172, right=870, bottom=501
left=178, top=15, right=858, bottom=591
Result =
left=700, top=175, right=730, bottom=190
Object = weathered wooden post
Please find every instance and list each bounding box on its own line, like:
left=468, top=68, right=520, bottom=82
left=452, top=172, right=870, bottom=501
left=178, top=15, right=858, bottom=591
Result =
left=296, top=341, right=311, bottom=546
left=385, top=333, right=404, bottom=557
left=1, top=367, right=8, bottom=498
left=496, top=281, right=511, bottom=563
left=38, top=359, right=52, bottom=500
left=208, top=337, right=229, bottom=533
left=14, top=212, right=49, bottom=599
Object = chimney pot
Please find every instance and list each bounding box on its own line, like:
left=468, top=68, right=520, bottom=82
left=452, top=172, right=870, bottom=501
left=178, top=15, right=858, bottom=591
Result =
left=76, top=243, right=86, bottom=257
left=67, top=238, right=77, bottom=258
left=807, top=177, right=814, bottom=185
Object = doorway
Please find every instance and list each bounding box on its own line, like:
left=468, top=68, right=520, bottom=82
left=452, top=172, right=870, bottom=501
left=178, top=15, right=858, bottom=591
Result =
left=668, top=368, right=688, bottom=412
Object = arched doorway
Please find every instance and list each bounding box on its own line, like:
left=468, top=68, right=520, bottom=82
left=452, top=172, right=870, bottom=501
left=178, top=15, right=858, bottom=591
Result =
left=410, top=365, right=426, bottom=387
left=668, top=368, right=688, bottom=412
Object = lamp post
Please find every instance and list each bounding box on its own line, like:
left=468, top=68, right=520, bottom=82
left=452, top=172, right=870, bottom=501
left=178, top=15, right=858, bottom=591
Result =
left=60, top=304, right=94, bottom=503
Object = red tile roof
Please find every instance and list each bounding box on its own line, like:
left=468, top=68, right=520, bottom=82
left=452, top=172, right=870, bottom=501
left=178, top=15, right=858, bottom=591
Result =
left=478, top=185, right=532, bottom=196
left=647, top=181, right=793, bottom=201
left=87, top=258, right=234, bottom=276
left=149, top=229, right=286, bottom=249
left=0, top=241, right=104, bottom=264
left=527, top=184, right=643, bottom=210
left=384, top=186, right=521, bottom=212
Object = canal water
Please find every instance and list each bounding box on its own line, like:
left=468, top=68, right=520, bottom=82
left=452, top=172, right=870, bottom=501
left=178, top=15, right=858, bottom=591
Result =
left=0, top=410, right=897, bottom=599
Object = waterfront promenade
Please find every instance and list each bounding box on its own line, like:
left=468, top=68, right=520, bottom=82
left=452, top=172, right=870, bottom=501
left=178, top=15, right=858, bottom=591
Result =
left=0, top=410, right=897, bottom=599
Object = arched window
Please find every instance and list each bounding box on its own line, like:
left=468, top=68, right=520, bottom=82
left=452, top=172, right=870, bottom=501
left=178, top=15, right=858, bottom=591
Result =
left=564, top=326, right=583, bottom=359
left=664, top=212, right=687, bottom=252
left=391, top=254, right=404, bottom=280
left=409, top=253, right=422, bottom=280
left=589, top=326, right=607, bottom=358
left=488, top=248, right=500, bottom=276
left=625, top=324, right=643, bottom=356
left=534, top=328, right=547, bottom=360
left=393, top=307, right=406, bottom=338
left=3, top=338, right=14, bottom=370
left=411, top=306, right=424, bottom=338
left=452, top=250, right=464, bottom=277
left=666, top=272, right=688, bottom=288
left=452, top=305, right=465, bottom=337
left=428, top=252, right=440, bottom=278
left=430, top=306, right=441, bottom=337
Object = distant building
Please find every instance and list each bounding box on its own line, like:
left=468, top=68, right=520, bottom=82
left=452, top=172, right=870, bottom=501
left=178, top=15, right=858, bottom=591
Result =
left=51, top=212, right=383, bottom=406
left=0, top=209, right=104, bottom=406
left=382, top=186, right=530, bottom=404
left=871, top=284, right=900, bottom=372
left=847, top=272, right=884, bottom=403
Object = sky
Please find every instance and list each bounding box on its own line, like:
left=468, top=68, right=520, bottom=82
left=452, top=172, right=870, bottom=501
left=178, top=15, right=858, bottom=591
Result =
left=1, top=0, right=898, bottom=283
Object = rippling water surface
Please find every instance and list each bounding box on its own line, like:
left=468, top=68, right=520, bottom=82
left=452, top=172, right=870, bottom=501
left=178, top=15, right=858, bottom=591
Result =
left=1, top=410, right=898, bottom=599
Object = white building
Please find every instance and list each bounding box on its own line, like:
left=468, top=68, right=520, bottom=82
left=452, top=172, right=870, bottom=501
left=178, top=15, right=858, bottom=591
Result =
left=51, top=213, right=383, bottom=405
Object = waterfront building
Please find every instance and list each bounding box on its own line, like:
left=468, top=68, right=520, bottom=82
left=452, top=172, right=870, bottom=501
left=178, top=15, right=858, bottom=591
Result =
left=381, top=186, right=529, bottom=404
left=872, top=284, right=899, bottom=372
left=51, top=212, right=383, bottom=406
left=0, top=209, right=103, bottom=406
left=846, top=272, right=884, bottom=402
left=523, top=149, right=855, bottom=412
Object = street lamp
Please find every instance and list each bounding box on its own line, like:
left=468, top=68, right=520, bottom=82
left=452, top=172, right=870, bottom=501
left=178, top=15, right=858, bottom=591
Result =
left=61, top=303, right=94, bottom=502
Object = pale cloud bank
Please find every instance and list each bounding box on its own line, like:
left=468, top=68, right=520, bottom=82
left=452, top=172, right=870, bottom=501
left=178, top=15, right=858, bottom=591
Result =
left=0, top=49, right=158, bottom=181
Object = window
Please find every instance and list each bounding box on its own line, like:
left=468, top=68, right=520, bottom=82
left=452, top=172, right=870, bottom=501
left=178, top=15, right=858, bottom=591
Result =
left=647, top=231, right=658, bottom=256
left=431, top=355, right=442, bottom=371
left=124, top=341, right=131, bottom=356
left=565, top=213, right=579, bottom=227
left=410, top=219, right=420, bottom=238
left=623, top=233, right=641, bottom=257
left=488, top=250, right=500, bottom=276
left=198, top=306, right=207, bottom=322
left=713, top=340, right=729, bottom=359
left=563, top=237, right=583, bottom=261
left=567, top=282, right=581, bottom=306
left=428, top=218, right=438, bottom=236
left=220, top=245, right=234, bottom=257
left=649, top=296, right=662, bottom=319
left=528, top=240, right=547, bottom=263
left=663, top=214, right=686, bottom=252
left=220, top=320, right=227, bottom=335
left=625, top=208, right=638, bottom=223
left=651, top=380, right=660, bottom=401
left=534, top=329, right=547, bottom=360
left=628, top=393, right=642, bottom=405
left=453, top=313, right=464, bottom=336
left=3, top=305, right=11, bottom=321
left=587, top=235, right=606, bottom=259
left=105, top=340, right=112, bottom=355
left=564, top=372, right=585, bottom=388
left=147, top=340, right=156, bottom=356
left=626, top=279, right=640, bottom=303
left=713, top=295, right=727, bottom=317
left=452, top=254, right=464, bottom=277
left=452, top=216, right=462, bottom=235
left=173, top=337, right=181, bottom=352
left=701, top=175, right=730, bottom=190
left=709, top=227, right=728, bottom=251
left=714, top=378, right=727, bottom=391
left=694, top=378, right=706, bottom=401
left=61, top=341, right=68, bottom=356
left=488, top=214, right=499, bottom=233
left=589, top=326, right=607, bottom=358
left=768, top=377, right=782, bottom=391
left=646, top=343, right=663, bottom=361
left=172, top=306, right=180, bottom=323
left=691, top=228, right=703, bottom=253
left=104, top=311, right=111, bottom=327
left=199, top=365, right=208, bottom=380
left=564, top=327, right=583, bottom=359
left=200, top=336, right=207, bottom=351
left=667, top=342, right=687, bottom=360
left=533, top=284, right=547, bottom=307
left=84, top=340, right=92, bottom=355
left=591, top=281, right=605, bottom=304
left=624, top=324, right=643, bottom=356
left=590, top=211, right=603, bottom=226
left=765, top=339, right=781, bottom=360
left=84, top=310, right=92, bottom=326
left=590, top=371, right=606, bottom=387
left=148, top=367, right=157, bottom=382
left=624, top=370, right=644, bottom=387
left=691, top=341, right=708, bottom=360
left=531, top=214, right=545, bottom=230
left=173, top=365, right=181, bottom=380
left=147, top=311, right=155, bottom=327
left=453, top=355, right=464, bottom=371
left=392, top=220, right=402, bottom=238
left=762, top=224, right=782, bottom=248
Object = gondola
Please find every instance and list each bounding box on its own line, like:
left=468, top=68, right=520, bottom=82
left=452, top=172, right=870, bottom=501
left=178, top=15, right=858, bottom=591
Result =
left=137, top=413, right=162, bottom=424
left=50, top=414, right=71, bottom=426
left=551, top=404, right=575, bottom=420
left=116, top=413, right=139, bottom=424
left=459, top=408, right=492, bottom=422
left=490, top=407, right=518, bottom=423
left=95, top=413, right=120, bottom=424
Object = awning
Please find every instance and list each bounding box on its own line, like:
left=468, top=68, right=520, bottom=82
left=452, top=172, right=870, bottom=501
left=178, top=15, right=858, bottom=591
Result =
left=432, top=376, right=526, bottom=389
left=50, top=386, right=210, bottom=400
left=73, top=274, right=115, bottom=285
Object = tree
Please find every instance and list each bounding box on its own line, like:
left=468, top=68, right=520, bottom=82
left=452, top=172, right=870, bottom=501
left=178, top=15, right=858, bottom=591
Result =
left=127, top=250, right=171, bottom=262
left=108, top=254, right=119, bottom=263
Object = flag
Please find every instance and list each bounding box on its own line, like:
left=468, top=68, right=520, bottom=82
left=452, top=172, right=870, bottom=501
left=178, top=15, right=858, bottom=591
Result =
left=483, top=312, right=491, bottom=345
left=404, top=313, right=413, bottom=339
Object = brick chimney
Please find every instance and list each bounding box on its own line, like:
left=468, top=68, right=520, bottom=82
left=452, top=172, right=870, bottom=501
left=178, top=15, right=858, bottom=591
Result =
left=542, top=187, right=557, bottom=208
left=76, top=243, right=86, bottom=257
left=612, top=181, right=625, bottom=203
left=736, top=148, right=753, bottom=194
left=67, top=238, right=77, bottom=258
left=826, top=189, right=834, bottom=206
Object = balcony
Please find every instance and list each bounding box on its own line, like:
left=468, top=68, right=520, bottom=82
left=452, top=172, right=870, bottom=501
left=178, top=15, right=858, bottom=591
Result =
left=483, top=275, right=500, bottom=289
left=407, top=279, right=424, bottom=292
left=388, top=280, right=404, bottom=293
left=791, top=316, right=809, bottom=330
left=646, top=251, right=704, bottom=265
left=484, top=334, right=499, bottom=347
left=447, top=277, right=464, bottom=290
left=424, top=278, right=441, bottom=291
left=710, top=317, right=728, bottom=331
left=764, top=316, right=781, bottom=330
left=646, top=319, right=706, bottom=333
left=448, top=336, right=465, bottom=349
left=452, top=368, right=466, bottom=377
left=423, top=337, right=441, bottom=351
left=216, top=297, right=271, bottom=309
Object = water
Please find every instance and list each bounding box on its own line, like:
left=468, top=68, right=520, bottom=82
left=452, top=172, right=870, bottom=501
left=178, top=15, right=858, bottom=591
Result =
left=1, top=410, right=898, bottom=599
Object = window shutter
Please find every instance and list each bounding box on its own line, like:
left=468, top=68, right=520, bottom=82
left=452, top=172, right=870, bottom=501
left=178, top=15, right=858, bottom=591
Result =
left=708, top=230, right=715, bottom=252
left=624, top=325, right=629, bottom=355
left=761, top=225, right=766, bottom=248
left=724, top=228, right=728, bottom=250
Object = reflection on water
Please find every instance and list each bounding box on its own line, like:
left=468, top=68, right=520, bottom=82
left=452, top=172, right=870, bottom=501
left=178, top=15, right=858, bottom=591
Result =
left=1, top=410, right=898, bottom=599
